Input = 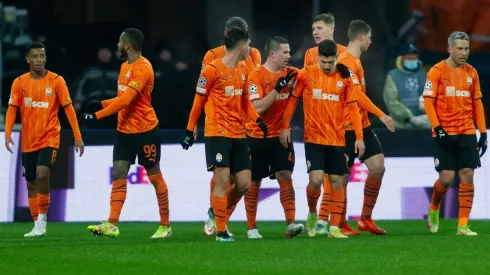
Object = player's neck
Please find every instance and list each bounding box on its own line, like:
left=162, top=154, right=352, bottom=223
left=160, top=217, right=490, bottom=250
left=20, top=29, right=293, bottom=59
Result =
left=222, top=51, right=241, bottom=68
left=29, top=69, right=47, bottom=79
left=347, top=42, right=362, bottom=58
left=127, top=51, right=142, bottom=64
left=263, top=61, right=281, bottom=73
left=445, top=58, right=463, bottom=69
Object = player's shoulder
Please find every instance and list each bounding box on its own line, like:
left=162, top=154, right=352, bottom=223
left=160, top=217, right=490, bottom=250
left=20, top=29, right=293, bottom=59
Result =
left=209, top=45, right=225, bottom=57
left=248, top=66, right=264, bottom=77
left=462, top=62, right=477, bottom=74
left=306, top=46, right=318, bottom=54
left=15, top=72, right=31, bottom=84
left=135, top=57, right=154, bottom=70
left=286, top=66, right=300, bottom=74
left=250, top=47, right=260, bottom=56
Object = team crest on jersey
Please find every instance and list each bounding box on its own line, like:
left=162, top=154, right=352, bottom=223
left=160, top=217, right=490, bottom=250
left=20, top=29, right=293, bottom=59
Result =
left=306, top=160, right=311, bottom=170
left=425, top=81, right=432, bottom=89
left=434, top=158, right=439, bottom=168
left=249, top=84, right=258, bottom=94
left=45, top=87, right=52, bottom=96
left=125, top=71, right=131, bottom=80
left=337, top=81, right=343, bottom=89
left=349, top=71, right=354, bottom=78
left=467, top=77, right=473, bottom=85
left=216, top=153, right=223, bottom=163
left=198, top=77, right=207, bottom=87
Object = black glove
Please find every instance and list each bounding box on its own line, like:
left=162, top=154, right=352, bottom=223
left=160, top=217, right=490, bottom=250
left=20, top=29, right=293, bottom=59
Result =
left=80, top=113, right=97, bottom=122
left=478, top=132, right=487, bottom=157
left=85, top=100, right=103, bottom=112
left=274, top=69, right=297, bottom=92
left=256, top=118, right=268, bottom=139
left=434, top=126, right=449, bottom=147
left=181, top=130, right=195, bottom=150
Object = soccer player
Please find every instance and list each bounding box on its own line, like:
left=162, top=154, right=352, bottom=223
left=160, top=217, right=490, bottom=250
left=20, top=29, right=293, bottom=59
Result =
left=315, top=20, right=395, bottom=236
left=4, top=42, right=84, bottom=237
left=181, top=27, right=268, bottom=242
left=424, top=31, right=486, bottom=236
left=304, top=13, right=347, bottom=67
left=280, top=39, right=365, bottom=239
left=226, top=36, right=304, bottom=239
left=200, top=16, right=262, bottom=236
left=82, top=28, right=171, bottom=238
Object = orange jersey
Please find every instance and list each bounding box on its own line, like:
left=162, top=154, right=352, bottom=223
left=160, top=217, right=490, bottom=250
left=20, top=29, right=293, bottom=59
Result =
left=303, top=44, right=347, bottom=67
left=202, top=45, right=261, bottom=73
left=292, top=65, right=358, bottom=146
left=8, top=71, right=72, bottom=152
left=245, top=66, right=299, bottom=138
left=423, top=60, right=482, bottom=135
left=337, top=51, right=371, bottom=129
left=116, top=56, right=158, bottom=134
left=197, top=59, right=249, bottom=138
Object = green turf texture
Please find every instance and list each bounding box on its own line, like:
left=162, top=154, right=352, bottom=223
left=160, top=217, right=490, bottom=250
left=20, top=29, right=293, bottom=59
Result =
left=0, top=220, right=488, bottom=274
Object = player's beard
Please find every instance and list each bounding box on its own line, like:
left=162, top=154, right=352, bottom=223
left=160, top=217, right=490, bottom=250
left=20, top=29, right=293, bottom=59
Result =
left=116, top=47, right=128, bottom=61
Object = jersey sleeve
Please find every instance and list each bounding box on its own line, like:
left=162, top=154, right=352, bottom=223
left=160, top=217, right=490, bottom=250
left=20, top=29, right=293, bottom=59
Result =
left=246, top=70, right=264, bottom=101
left=292, top=69, right=308, bottom=98
left=8, top=78, right=21, bottom=107
left=127, top=64, right=151, bottom=93
left=196, top=64, right=217, bottom=96
left=201, top=50, right=214, bottom=70
left=471, top=68, right=482, bottom=100
left=423, top=67, right=440, bottom=99
left=345, top=77, right=358, bottom=104
left=250, top=48, right=261, bottom=68
left=55, top=76, right=73, bottom=106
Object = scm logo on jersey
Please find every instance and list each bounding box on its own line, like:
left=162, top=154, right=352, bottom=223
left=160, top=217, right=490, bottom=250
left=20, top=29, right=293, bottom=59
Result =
left=276, top=93, right=290, bottom=100
left=312, top=89, right=340, bottom=101
left=24, top=98, right=49, bottom=108
left=455, top=90, right=471, bottom=97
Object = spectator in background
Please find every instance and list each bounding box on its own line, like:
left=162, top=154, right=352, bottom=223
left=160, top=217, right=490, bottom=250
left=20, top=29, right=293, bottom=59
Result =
left=74, top=47, right=118, bottom=112
left=383, top=44, right=430, bottom=129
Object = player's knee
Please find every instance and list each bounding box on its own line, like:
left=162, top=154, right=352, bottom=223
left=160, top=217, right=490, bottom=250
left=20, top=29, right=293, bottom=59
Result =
left=26, top=181, right=37, bottom=192
left=439, top=172, right=455, bottom=188
left=458, top=168, right=474, bottom=183
left=35, top=169, right=49, bottom=183
left=236, top=180, right=250, bottom=194
left=309, top=173, right=323, bottom=189
left=329, top=175, right=344, bottom=190
left=112, top=162, right=129, bottom=180
left=369, top=165, right=385, bottom=178
left=144, top=162, right=161, bottom=176
left=275, top=170, right=292, bottom=181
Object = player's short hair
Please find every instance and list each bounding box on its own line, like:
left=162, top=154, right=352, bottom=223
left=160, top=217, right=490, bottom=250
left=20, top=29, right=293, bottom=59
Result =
left=318, top=39, right=337, bottom=58
left=224, top=27, right=249, bottom=50
left=313, top=13, right=335, bottom=25
left=448, top=31, right=469, bottom=46
left=264, top=36, right=289, bottom=55
left=25, top=42, right=46, bottom=57
left=123, top=28, right=145, bottom=52
left=225, top=17, right=249, bottom=32
left=347, top=20, right=371, bottom=41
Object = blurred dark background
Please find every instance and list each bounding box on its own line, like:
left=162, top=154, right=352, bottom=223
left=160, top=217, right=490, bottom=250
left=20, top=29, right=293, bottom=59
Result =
left=1, top=0, right=490, bottom=132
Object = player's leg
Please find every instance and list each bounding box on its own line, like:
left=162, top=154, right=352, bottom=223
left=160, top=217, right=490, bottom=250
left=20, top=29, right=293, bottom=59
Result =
left=325, top=146, right=348, bottom=239
left=427, top=136, right=458, bottom=233
left=203, top=175, right=217, bottom=236
left=455, top=134, right=480, bottom=236
left=88, top=132, right=133, bottom=237
left=304, top=143, right=325, bottom=237
left=22, top=151, right=41, bottom=237
left=205, top=137, right=233, bottom=241
left=271, top=137, right=303, bottom=238
left=357, top=129, right=387, bottom=235
left=317, top=175, right=331, bottom=234
left=138, top=128, right=172, bottom=238
left=339, top=130, right=359, bottom=236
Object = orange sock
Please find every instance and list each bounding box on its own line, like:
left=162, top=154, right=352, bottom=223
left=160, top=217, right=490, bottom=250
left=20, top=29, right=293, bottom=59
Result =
left=278, top=179, right=295, bottom=225
left=209, top=176, right=216, bottom=207
left=340, top=183, right=348, bottom=225
left=38, top=193, right=50, bottom=215
left=225, top=183, right=244, bottom=224
left=212, top=194, right=227, bottom=232
left=329, top=187, right=345, bottom=227
left=108, top=179, right=127, bottom=226
left=318, top=175, right=331, bottom=222
left=430, top=179, right=449, bottom=211
left=361, top=175, right=382, bottom=219
left=458, top=182, right=474, bottom=227
left=306, top=184, right=320, bottom=213
left=245, top=183, right=260, bottom=229
left=28, top=197, right=39, bottom=221
left=149, top=174, right=169, bottom=227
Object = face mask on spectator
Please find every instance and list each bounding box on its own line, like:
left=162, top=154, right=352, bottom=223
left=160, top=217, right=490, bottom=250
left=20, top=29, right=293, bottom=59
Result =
left=403, top=59, right=419, bottom=71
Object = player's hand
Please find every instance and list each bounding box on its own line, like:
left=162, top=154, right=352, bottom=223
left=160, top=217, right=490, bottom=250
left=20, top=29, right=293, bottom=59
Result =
left=80, top=113, right=97, bottom=122
left=478, top=132, right=487, bottom=157
left=380, top=115, right=395, bottom=132
left=280, top=129, right=291, bottom=148
left=181, top=130, right=195, bottom=150
left=355, top=139, right=365, bottom=158
left=274, top=69, right=297, bottom=92
left=193, top=126, right=198, bottom=142
left=256, top=117, right=268, bottom=139
left=5, top=137, right=14, bottom=154
left=75, top=140, right=85, bottom=157
left=85, top=100, right=103, bottom=112
left=434, top=126, right=449, bottom=147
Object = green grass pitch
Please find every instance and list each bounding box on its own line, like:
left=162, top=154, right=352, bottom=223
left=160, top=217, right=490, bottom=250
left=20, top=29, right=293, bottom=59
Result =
left=0, top=220, right=489, bottom=274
